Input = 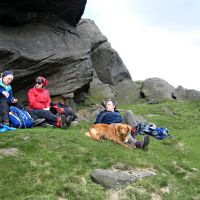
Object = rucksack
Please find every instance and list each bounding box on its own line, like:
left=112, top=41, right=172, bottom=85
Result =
left=142, top=123, right=157, bottom=134
left=139, top=122, right=169, bottom=140
left=9, top=106, right=34, bottom=128
left=154, top=127, right=169, bottom=140
left=50, top=102, right=77, bottom=121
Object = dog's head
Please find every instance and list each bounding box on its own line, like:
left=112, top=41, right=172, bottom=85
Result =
left=115, top=124, right=132, bottom=141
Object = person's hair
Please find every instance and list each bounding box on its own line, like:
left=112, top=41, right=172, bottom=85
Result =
left=102, top=99, right=117, bottom=109
left=35, top=76, right=48, bottom=87
left=35, top=77, right=44, bottom=84
left=1, top=70, right=13, bottom=78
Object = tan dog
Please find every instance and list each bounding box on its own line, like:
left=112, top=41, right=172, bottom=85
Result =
left=85, top=123, right=132, bottom=148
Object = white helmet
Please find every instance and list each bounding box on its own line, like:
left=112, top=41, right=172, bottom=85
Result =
left=148, top=123, right=156, bottom=130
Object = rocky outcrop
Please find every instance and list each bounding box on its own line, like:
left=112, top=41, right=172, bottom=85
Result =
left=141, top=78, right=175, bottom=102
left=0, top=4, right=135, bottom=105
left=172, top=86, right=200, bottom=101
left=77, top=19, right=138, bottom=104
left=141, top=78, right=200, bottom=102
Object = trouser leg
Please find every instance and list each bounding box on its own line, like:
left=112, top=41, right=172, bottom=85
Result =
left=122, top=110, right=137, bottom=127
left=122, top=110, right=149, bottom=149
left=122, top=110, right=138, bottom=139
left=30, top=110, right=58, bottom=125
left=0, top=96, right=10, bottom=124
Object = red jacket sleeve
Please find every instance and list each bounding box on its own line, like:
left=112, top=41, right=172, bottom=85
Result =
left=44, top=90, right=51, bottom=108
left=28, top=88, right=45, bottom=110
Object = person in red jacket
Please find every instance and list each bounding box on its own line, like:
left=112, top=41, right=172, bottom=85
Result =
left=28, top=76, right=69, bottom=128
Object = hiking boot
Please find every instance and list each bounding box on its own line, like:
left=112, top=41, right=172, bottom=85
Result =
left=3, top=122, right=10, bottom=126
left=61, top=116, right=68, bottom=129
left=66, top=116, right=72, bottom=127
left=140, top=135, right=150, bottom=150
left=34, top=118, right=46, bottom=126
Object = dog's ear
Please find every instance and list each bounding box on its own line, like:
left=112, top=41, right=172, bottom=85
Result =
left=115, top=125, right=121, bottom=136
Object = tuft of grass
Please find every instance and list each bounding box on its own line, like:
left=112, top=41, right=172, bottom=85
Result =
left=0, top=100, right=200, bottom=199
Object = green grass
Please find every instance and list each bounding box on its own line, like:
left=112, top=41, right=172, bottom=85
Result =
left=0, top=101, right=200, bottom=200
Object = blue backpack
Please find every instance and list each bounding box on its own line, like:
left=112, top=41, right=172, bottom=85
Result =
left=154, top=127, right=169, bottom=140
left=9, top=106, right=34, bottom=128
left=142, top=123, right=169, bottom=140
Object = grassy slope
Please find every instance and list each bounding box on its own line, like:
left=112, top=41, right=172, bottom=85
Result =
left=0, top=101, right=200, bottom=200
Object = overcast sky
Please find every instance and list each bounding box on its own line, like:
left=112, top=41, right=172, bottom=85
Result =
left=83, top=0, right=200, bottom=91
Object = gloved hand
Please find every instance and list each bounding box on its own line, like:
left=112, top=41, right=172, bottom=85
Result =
left=57, top=107, right=64, bottom=114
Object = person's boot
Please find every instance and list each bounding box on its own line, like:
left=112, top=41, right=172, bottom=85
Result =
left=3, top=120, right=10, bottom=126
left=34, top=118, right=46, bottom=126
left=56, top=116, right=62, bottom=128
left=61, top=116, right=69, bottom=129
left=135, top=135, right=150, bottom=150
left=66, top=116, right=72, bottom=127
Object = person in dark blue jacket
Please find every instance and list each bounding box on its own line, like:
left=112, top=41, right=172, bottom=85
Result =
left=95, top=108, right=122, bottom=124
left=0, top=71, right=18, bottom=125
left=95, top=99, right=150, bottom=149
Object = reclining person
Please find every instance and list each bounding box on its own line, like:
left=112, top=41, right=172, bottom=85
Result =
left=28, top=76, right=71, bottom=128
left=95, top=99, right=150, bottom=149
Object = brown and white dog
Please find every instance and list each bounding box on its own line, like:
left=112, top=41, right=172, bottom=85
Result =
left=85, top=123, right=132, bottom=148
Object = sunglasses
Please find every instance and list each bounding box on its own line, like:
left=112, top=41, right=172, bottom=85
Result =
left=36, top=81, right=43, bottom=85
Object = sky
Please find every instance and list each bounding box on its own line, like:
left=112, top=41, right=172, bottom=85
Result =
left=83, top=0, right=200, bottom=91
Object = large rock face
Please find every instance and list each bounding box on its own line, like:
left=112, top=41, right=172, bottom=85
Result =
left=0, top=0, right=87, bottom=26
left=0, top=0, right=136, bottom=105
left=0, top=19, right=94, bottom=102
